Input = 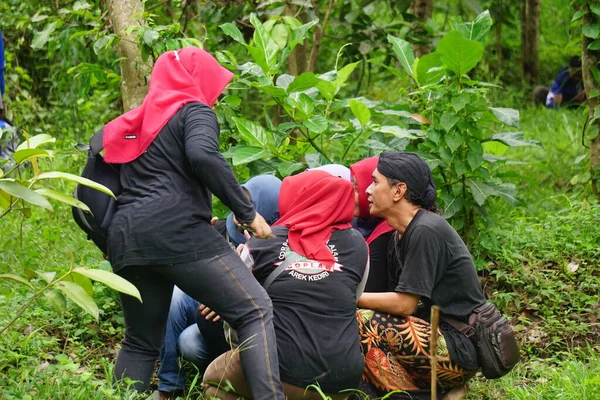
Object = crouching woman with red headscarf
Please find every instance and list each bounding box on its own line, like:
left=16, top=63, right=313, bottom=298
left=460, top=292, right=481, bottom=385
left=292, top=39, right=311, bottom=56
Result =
left=202, top=170, right=369, bottom=399
left=103, top=48, right=284, bottom=399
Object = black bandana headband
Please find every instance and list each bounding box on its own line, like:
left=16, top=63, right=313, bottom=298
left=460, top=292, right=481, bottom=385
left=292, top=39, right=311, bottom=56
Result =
left=377, top=152, right=437, bottom=207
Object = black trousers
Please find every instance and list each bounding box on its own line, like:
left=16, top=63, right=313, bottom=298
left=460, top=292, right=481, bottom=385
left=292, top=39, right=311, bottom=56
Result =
left=114, top=252, right=285, bottom=399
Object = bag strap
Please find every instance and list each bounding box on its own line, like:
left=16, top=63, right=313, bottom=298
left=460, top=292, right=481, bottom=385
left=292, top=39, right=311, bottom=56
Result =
left=441, top=313, right=476, bottom=338
left=89, top=128, right=104, bottom=155
left=262, top=252, right=301, bottom=290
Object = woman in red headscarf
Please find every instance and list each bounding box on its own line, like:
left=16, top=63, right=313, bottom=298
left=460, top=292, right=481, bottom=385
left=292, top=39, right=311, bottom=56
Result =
left=202, top=170, right=369, bottom=399
left=350, top=157, right=395, bottom=292
left=104, top=48, right=284, bottom=399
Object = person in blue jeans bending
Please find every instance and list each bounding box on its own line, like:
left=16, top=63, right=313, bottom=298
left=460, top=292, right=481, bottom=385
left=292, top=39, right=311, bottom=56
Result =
left=154, top=174, right=282, bottom=400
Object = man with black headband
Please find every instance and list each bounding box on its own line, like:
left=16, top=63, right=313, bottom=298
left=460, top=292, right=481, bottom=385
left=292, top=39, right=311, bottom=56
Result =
left=355, top=152, right=487, bottom=399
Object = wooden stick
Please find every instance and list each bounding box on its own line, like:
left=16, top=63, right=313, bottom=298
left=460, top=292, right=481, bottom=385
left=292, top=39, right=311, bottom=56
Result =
left=430, top=305, right=440, bottom=400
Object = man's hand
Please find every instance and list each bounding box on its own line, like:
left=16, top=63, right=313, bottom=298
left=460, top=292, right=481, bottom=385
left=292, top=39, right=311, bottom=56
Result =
left=244, top=212, right=273, bottom=239
left=198, top=304, right=221, bottom=322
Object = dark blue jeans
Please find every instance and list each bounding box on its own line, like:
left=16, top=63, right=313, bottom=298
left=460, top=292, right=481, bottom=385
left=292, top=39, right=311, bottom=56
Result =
left=114, top=252, right=284, bottom=399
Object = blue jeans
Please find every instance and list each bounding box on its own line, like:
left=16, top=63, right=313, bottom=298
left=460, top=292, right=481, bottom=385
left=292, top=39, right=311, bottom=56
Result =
left=114, top=253, right=285, bottom=399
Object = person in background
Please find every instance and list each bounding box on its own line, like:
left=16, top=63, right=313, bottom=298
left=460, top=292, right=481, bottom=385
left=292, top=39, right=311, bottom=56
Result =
left=309, top=163, right=351, bottom=181
left=538, top=56, right=585, bottom=108
left=104, top=47, right=284, bottom=399
left=350, top=157, right=395, bottom=292
left=356, top=152, right=486, bottom=400
left=202, top=170, right=368, bottom=399
left=154, top=174, right=282, bottom=400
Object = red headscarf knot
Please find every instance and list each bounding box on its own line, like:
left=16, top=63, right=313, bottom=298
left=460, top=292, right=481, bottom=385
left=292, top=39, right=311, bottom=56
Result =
left=275, top=170, right=354, bottom=266
left=103, top=47, right=234, bottom=164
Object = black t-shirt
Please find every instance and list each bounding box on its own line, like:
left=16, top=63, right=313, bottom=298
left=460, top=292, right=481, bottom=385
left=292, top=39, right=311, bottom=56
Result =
left=244, top=226, right=368, bottom=393
left=388, top=209, right=486, bottom=370
left=363, top=231, right=394, bottom=292
left=108, top=103, right=255, bottom=270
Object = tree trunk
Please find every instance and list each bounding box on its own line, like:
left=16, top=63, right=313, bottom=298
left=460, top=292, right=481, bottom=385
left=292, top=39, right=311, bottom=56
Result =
left=107, top=0, right=153, bottom=112
left=412, top=0, right=433, bottom=58
left=521, top=0, right=539, bottom=84
left=286, top=3, right=308, bottom=75
left=582, top=7, right=600, bottom=200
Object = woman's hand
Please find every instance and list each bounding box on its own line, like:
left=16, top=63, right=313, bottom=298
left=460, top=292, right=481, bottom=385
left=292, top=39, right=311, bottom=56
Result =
left=198, top=304, right=221, bottom=322
left=245, top=213, right=273, bottom=239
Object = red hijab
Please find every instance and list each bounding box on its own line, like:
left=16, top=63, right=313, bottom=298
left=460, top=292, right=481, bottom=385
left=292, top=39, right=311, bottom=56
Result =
left=349, top=157, right=395, bottom=245
left=103, top=47, right=234, bottom=163
left=275, top=170, right=354, bottom=266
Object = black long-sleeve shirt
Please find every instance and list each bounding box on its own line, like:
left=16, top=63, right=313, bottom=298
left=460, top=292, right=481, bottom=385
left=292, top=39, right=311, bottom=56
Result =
left=107, top=103, right=255, bottom=270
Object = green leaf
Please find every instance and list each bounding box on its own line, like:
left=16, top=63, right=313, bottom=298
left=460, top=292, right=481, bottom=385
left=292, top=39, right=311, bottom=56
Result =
left=453, top=10, right=492, bottom=43
left=466, top=179, right=518, bottom=206
left=65, top=273, right=94, bottom=296
left=225, top=146, right=269, bottom=165
left=249, top=13, right=279, bottom=71
left=74, top=267, right=142, bottom=301
left=56, top=280, right=99, bottom=319
left=31, top=22, right=57, bottom=50
left=289, top=20, right=318, bottom=50
left=275, top=74, right=294, bottom=90
left=0, top=180, right=53, bottom=210
left=33, top=172, right=116, bottom=198
left=258, top=85, right=287, bottom=99
left=489, top=107, right=520, bottom=127
left=12, top=148, right=51, bottom=164
left=271, top=23, right=289, bottom=50
left=416, top=52, right=444, bottom=86
left=467, top=149, right=483, bottom=170
left=572, top=9, right=587, bottom=22
left=379, top=126, right=420, bottom=139
left=588, top=39, right=600, bottom=51
left=316, top=79, right=336, bottom=100
left=436, top=31, right=484, bottom=76
left=441, top=193, right=463, bottom=219
left=287, top=72, right=320, bottom=93
left=16, top=134, right=56, bottom=151
left=440, top=113, right=459, bottom=132
left=0, top=274, right=35, bottom=289
left=445, top=132, right=463, bottom=152
left=388, top=35, right=415, bottom=77
left=220, top=23, right=247, bottom=45
left=93, top=35, right=111, bottom=55
left=488, top=132, right=542, bottom=148
left=591, top=5, right=600, bottom=16
left=335, top=62, right=361, bottom=87
left=349, top=99, right=371, bottom=127
left=232, top=117, right=269, bottom=147
left=303, top=115, right=328, bottom=134
left=277, top=161, right=305, bottom=177
left=295, top=93, right=315, bottom=116
left=143, top=29, right=159, bottom=46
left=584, top=24, right=600, bottom=39
left=30, top=270, right=56, bottom=284
left=45, top=289, right=66, bottom=314
left=35, top=188, right=91, bottom=212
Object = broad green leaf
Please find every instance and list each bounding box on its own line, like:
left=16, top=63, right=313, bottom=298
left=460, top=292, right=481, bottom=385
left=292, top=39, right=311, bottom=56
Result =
left=12, top=148, right=51, bottom=164
left=303, top=115, right=328, bottom=134
left=488, top=132, right=541, bottom=148
left=232, top=117, right=269, bottom=147
left=65, top=273, right=94, bottom=296
left=287, top=72, right=320, bottom=94
left=466, top=149, right=483, bottom=170
left=74, top=267, right=142, bottom=301
left=289, top=20, right=318, bottom=50
left=466, top=179, right=518, bottom=206
left=451, top=93, right=470, bottom=112
left=335, top=62, right=360, bottom=87
left=440, top=113, right=459, bottom=132
left=93, top=35, right=111, bottom=55
left=583, top=24, right=600, bottom=39
left=56, top=280, right=99, bottom=319
left=437, top=31, right=484, bottom=76
left=416, top=52, right=444, bottom=86
left=588, top=39, right=600, bottom=51
left=225, top=146, right=269, bottom=165
left=277, top=161, right=305, bottom=177
left=271, top=23, right=289, bottom=50
left=379, top=126, right=420, bottom=139
left=0, top=190, right=11, bottom=210
left=454, top=10, right=492, bottom=43
left=349, top=99, right=371, bottom=127
left=592, top=5, right=600, bottom=16
left=35, top=188, right=91, bottom=212
left=16, top=134, right=56, bottom=151
left=388, top=35, right=415, bottom=77
left=441, top=193, right=463, bottom=219
left=32, top=270, right=56, bottom=284
left=220, top=23, right=247, bottom=45
left=316, top=80, right=336, bottom=100
left=45, top=289, right=67, bottom=314
left=249, top=13, right=279, bottom=71
left=258, top=85, right=287, bottom=99
left=363, top=139, right=390, bottom=151
left=143, top=29, right=159, bottom=46
left=295, top=93, right=315, bottom=116
left=33, top=172, right=116, bottom=198
left=0, top=273, right=35, bottom=289
left=275, top=74, right=294, bottom=90
left=31, top=22, right=57, bottom=50
left=572, top=9, right=587, bottom=22
left=445, top=132, right=464, bottom=152
left=0, top=180, right=53, bottom=210
left=489, top=107, right=520, bottom=127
